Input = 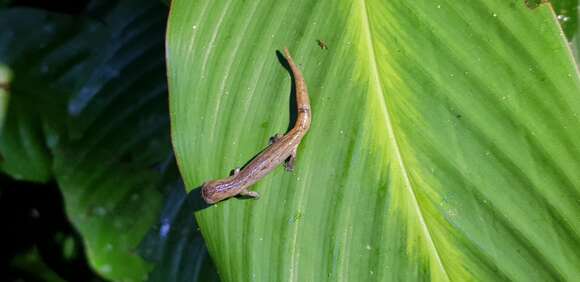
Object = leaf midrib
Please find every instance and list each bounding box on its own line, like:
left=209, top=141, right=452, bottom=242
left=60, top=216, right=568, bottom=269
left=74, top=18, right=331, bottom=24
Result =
left=358, top=0, right=449, bottom=279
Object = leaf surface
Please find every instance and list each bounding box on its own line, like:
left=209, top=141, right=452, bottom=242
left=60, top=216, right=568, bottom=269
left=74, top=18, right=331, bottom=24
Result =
left=168, top=0, right=580, bottom=281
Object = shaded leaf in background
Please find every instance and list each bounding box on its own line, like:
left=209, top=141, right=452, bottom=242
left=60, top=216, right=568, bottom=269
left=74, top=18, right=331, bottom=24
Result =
left=51, top=1, right=169, bottom=278
left=0, top=1, right=216, bottom=281
left=168, top=0, right=580, bottom=281
left=10, top=248, right=67, bottom=282
left=0, top=9, right=100, bottom=181
left=0, top=174, right=102, bottom=282
left=139, top=179, right=219, bottom=282
left=0, top=64, right=10, bottom=131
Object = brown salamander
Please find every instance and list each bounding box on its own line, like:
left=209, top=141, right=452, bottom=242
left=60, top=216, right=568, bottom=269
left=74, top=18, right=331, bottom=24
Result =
left=201, top=48, right=311, bottom=204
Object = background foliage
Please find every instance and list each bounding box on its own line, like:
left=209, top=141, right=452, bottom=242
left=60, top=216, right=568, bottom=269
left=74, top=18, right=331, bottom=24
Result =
left=0, top=0, right=216, bottom=281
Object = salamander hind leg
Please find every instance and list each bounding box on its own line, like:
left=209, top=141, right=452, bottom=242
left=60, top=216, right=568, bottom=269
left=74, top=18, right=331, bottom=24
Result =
left=284, top=147, right=298, bottom=172
left=239, top=189, right=260, bottom=199
left=269, top=133, right=283, bottom=145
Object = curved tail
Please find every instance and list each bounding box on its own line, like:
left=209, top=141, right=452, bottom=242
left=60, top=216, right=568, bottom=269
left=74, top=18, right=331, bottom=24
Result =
left=284, top=48, right=311, bottom=132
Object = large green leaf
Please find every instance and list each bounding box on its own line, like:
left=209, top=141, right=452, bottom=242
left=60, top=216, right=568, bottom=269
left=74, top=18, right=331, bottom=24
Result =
left=0, top=2, right=216, bottom=281
left=168, top=0, right=580, bottom=281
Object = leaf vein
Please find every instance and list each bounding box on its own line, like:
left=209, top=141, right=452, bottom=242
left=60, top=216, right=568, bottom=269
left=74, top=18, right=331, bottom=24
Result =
left=358, top=0, right=449, bottom=280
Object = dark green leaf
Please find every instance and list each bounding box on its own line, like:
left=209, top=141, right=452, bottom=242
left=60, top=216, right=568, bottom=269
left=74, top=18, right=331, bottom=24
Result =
left=0, top=1, right=216, bottom=281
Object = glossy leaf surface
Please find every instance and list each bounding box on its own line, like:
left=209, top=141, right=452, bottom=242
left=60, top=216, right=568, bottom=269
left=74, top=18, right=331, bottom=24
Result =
left=168, top=0, right=580, bottom=281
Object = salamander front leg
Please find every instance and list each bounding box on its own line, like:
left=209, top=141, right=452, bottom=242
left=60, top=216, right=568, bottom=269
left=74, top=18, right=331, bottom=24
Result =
left=284, top=147, right=298, bottom=172
left=269, top=133, right=283, bottom=145
left=239, top=189, right=260, bottom=199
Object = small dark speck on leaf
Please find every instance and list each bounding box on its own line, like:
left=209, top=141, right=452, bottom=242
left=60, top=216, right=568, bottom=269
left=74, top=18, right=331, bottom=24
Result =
left=456, top=114, right=462, bottom=119
left=316, top=39, right=328, bottom=50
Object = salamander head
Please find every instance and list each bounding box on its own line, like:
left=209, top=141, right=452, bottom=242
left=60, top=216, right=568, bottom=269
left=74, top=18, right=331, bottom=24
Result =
left=201, top=179, right=234, bottom=204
